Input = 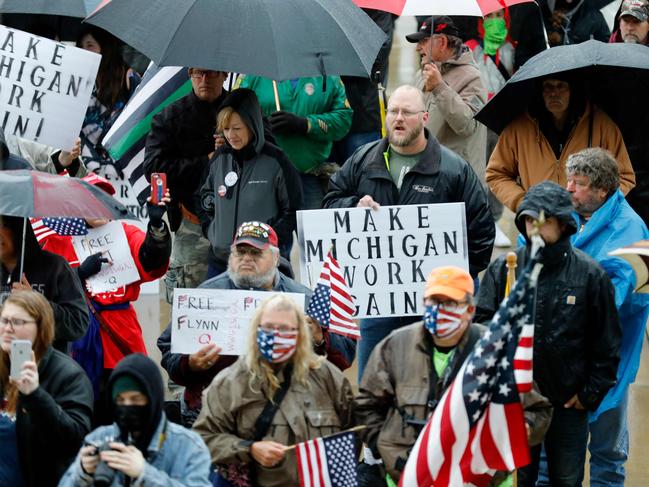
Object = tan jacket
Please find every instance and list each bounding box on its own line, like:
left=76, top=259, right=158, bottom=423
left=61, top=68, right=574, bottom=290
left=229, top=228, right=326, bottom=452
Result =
left=354, top=322, right=552, bottom=482
left=193, top=357, right=353, bottom=487
left=416, top=48, right=488, bottom=183
left=486, top=105, right=636, bottom=212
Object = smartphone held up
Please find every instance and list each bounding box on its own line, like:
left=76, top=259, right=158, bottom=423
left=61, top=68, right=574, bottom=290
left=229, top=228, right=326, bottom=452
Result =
left=150, top=173, right=167, bottom=204
left=10, top=339, right=32, bottom=380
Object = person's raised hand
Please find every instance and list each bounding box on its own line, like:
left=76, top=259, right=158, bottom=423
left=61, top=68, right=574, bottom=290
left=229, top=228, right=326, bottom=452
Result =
left=269, top=111, right=308, bottom=135
left=101, top=442, right=145, bottom=479
left=14, top=352, right=39, bottom=395
left=188, top=342, right=222, bottom=371
left=78, top=252, right=110, bottom=281
left=11, top=273, right=31, bottom=292
left=146, top=190, right=171, bottom=228
left=357, top=195, right=380, bottom=210
left=250, top=441, right=286, bottom=467
left=58, top=138, right=81, bottom=168
left=421, top=62, right=443, bottom=92
left=564, top=394, right=585, bottom=410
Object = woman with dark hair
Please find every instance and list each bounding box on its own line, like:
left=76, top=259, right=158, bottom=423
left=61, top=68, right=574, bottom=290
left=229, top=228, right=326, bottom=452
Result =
left=0, top=290, right=93, bottom=487
left=77, top=27, right=141, bottom=171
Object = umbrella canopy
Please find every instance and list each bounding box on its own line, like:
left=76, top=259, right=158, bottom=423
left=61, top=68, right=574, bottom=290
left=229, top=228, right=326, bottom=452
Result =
left=475, top=40, right=649, bottom=134
left=352, top=0, right=535, bottom=16
left=0, top=170, right=136, bottom=220
left=0, top=0, right=103, bottom=18
left=84, top=0, right=386, bottom=80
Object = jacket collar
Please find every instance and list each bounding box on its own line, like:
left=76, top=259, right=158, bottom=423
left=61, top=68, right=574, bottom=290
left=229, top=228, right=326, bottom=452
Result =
left=37, top=346, right=54, bottom=373
left=366, top=129, right=442, bottom=178
left=571, top=190, right=623, bottom=246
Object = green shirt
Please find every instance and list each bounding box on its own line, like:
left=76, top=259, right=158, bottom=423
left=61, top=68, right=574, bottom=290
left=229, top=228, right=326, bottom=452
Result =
left=433, top=348, right=454, bottom=378
left=385, top=148, right=422, bottom=190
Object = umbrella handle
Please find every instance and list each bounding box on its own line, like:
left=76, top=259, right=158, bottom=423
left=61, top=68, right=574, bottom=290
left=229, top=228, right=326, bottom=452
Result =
left=19, top=217, right=26, bottom=282
left=272, top=80, right=281, bottom=111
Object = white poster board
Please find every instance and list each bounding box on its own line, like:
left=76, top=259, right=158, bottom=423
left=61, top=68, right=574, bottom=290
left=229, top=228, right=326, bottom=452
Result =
left=0, top=26, right=100, bottom=149
left=297, top=203, right=468, bottom=319
left=72, top=221, right=140, bottom=294
left=170, top=288, right=305, bottom=355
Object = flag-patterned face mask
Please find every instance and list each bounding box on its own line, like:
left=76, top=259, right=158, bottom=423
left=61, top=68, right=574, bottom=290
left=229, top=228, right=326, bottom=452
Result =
left=256, top=327, right=298, bottom=363
left=423, top=303, right=468, bottom=338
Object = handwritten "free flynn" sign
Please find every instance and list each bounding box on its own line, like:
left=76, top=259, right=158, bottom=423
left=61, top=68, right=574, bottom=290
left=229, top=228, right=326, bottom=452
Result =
left=170, top=288, right=305, bottom=355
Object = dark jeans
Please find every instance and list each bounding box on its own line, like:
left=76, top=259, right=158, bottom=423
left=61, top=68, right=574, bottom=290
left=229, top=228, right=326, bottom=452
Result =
left=357, top=315, right=419, bottom=381
left=519, top=407, right=589, bottom=487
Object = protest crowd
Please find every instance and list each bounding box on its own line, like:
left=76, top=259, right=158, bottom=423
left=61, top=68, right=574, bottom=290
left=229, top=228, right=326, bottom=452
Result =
left=2, top=0, right=649, bottom=486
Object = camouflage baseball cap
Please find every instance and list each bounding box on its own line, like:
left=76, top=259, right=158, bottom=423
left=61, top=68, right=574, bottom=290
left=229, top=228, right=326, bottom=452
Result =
left=620, top=0, right=649, bottom=22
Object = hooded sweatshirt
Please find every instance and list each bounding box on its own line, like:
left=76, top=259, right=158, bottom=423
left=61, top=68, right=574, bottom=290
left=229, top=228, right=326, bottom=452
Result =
left=107, top=353, right=164, bottom=453
left=196, top=89, right=302, bottom=266
left=0, top=216, right=88, bottom=351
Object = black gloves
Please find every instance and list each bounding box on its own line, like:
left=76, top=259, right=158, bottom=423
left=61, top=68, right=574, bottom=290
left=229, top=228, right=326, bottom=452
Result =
left=78, top=252, right=109, bottom=281
left=147, top=200, right=167, bottom=228
left=269, top=111, right=308, bottom=135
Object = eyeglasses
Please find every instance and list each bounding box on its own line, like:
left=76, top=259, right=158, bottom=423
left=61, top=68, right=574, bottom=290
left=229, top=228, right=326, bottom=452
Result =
left=231, top=246, right=264, bottom=258
left=386, top=108, right=425, bottom=118
left=190, top=69, right=223, bottom=79
left=258, top=324, right=299, bottom=334
left=425, top=298, right=469, bottom=308
left=0, top=317, right=36, bottom=328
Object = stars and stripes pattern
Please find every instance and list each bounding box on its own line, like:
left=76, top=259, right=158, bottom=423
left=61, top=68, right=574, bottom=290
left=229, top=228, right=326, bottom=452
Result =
left=256, top=328, right=298, bottom=363
left=306, top=251, right=359, bottom=340
left=296, top=431, right=358, bottom=487
left=30, top=217, right=88, bottom=243
left=399, top=255, right=543, bottom=487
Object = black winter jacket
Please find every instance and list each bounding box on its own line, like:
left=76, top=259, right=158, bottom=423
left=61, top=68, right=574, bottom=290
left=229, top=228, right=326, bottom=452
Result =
left=143, top=90, right=228, bottom=229
left=0, top=217, right=89, bottom=352
left=476, top=239, right=620, bottom=411
left=10, top=347, right=93, bottom=487
left=323, top=133, right=495, bottom=277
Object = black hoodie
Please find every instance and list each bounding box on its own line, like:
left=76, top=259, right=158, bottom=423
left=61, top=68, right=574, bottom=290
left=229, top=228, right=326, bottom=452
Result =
left=196, top=89, right=303, bottom=266
left=107, top=353, right=164, bottom=453
left=0, top=216, right=88, bottom=351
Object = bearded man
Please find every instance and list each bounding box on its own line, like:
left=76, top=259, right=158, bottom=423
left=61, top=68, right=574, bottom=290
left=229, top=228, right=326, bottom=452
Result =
left=323, top=84, right=494, bottom=377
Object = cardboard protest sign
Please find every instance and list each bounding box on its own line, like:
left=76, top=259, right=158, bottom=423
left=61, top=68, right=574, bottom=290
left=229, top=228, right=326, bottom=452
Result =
left=72, top=221, right=140, bottom=294
left=0, top=26, right=100, bottom=149
left=297, top=203, right=468, bottom=319
left=171, top=289, right=305, bottom=355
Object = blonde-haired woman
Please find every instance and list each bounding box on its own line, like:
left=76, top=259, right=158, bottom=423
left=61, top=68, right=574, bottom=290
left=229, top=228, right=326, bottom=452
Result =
left=193, top=294, right=353, bottom=486
left=0, top=290, right=93, bottom=487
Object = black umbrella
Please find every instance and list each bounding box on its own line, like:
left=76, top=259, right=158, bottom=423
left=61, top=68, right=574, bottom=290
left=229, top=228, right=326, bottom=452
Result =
left=475, top=40, right=649, bottom=135
left=0, top=0, right=102, bottom=18
left=84, top=0, right=386, bottom=80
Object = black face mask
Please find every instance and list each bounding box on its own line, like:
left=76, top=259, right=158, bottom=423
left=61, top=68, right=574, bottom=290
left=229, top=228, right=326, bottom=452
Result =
left=114, top=405, right=148, bottom=437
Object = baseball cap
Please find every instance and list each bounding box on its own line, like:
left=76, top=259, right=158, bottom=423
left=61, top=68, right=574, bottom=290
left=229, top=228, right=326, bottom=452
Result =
left=405, top=16, right=462, bottom=43
left=82, top=172, right=116, bottom=195
left=424, top=266, right=474, bottom=301
left=232, top=221, right=278, bottom=249
left=620, top=0, right=649, bottom=22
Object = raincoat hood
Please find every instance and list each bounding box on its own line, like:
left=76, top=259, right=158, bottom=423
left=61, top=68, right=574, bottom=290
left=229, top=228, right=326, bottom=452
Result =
left=107, top=353, right=164, bottom=451
left=219, top=88, right=265, bottom=155
left=515, top=181, right=578, bottom=238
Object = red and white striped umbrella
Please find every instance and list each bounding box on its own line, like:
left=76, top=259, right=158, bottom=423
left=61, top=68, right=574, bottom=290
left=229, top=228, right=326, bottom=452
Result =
left=352, top=0, right=535, bottom=16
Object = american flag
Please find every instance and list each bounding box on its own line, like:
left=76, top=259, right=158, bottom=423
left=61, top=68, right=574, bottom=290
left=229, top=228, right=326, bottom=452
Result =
left=296, top=431, right=358, bottom=487
left=256, top=329, right=298, bottom=363
left=31, top=217, right=88, bottom=243
left=399, top=255, right=543, bottom=487
left=306, top=251, right=359, bottom=340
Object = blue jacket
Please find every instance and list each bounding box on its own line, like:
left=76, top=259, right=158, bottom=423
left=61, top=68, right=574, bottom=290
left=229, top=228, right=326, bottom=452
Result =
left=570, top=190, right=649, bottom=420
left=58, top=415, right=211, bottom=487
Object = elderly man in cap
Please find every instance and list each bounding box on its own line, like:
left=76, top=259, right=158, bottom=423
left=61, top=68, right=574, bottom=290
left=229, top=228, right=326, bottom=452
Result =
left=477, top=181, right=621, bottom=486
left=612, top=0, right=649, bottom=44
left=355, top=265, right=551, bottom=484
left=406, top=16, right=488, bottom=195
left=157, top=221, right=355, bottom=427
